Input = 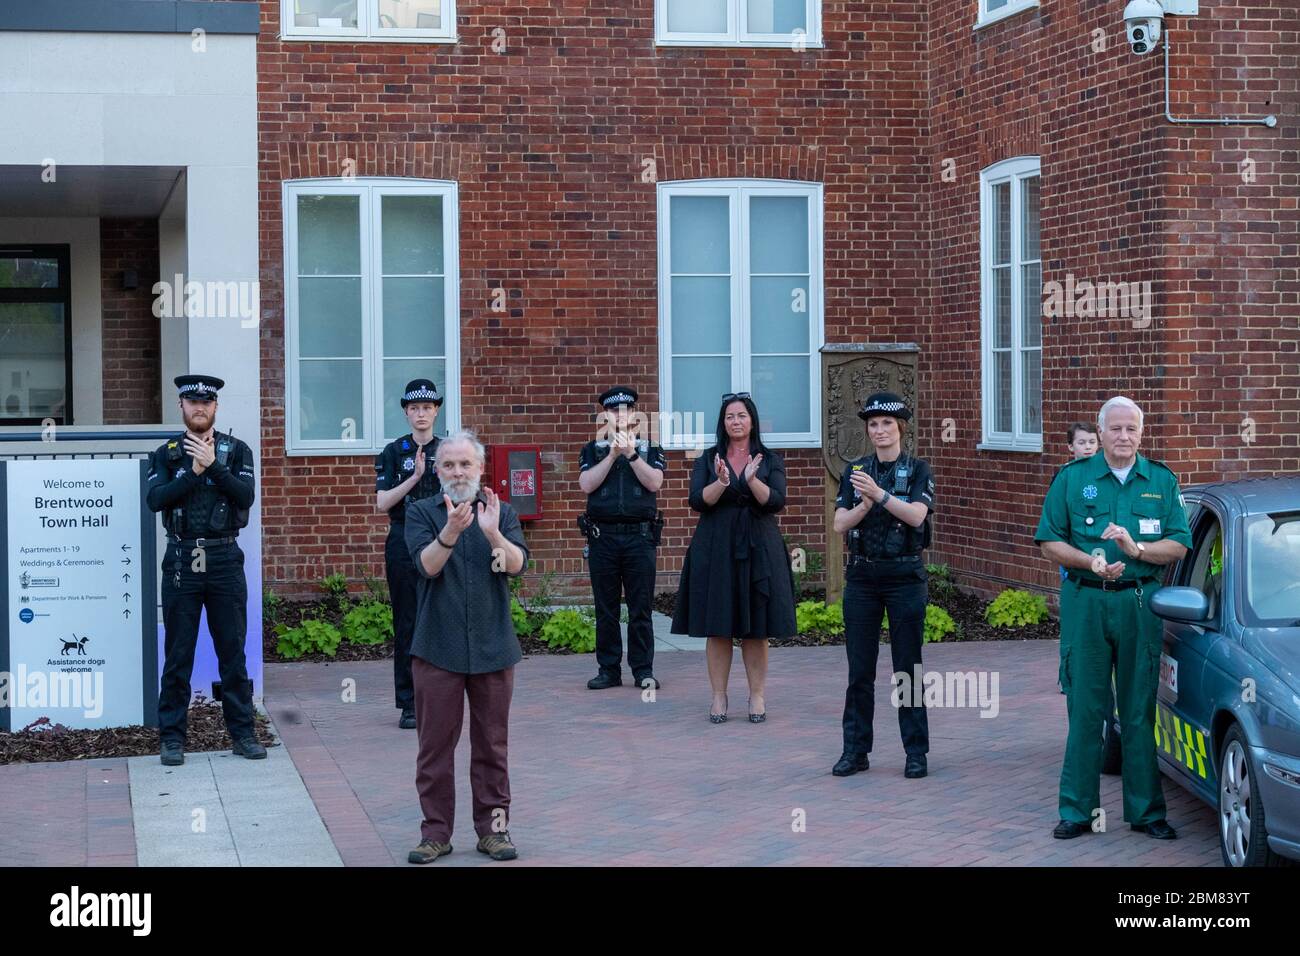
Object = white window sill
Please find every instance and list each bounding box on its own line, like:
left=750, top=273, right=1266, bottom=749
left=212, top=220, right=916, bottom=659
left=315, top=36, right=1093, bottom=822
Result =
left=278, top=32, right=459, bottom=44
left=976, top=440, right=1044, bottom=454
left=662, top=438, right=822, bottom=452
left=285, top=445, right=387, bottom=457
left=974, top=1, right=1039, bottom=31
left=655, top=37, right=823, bottom=49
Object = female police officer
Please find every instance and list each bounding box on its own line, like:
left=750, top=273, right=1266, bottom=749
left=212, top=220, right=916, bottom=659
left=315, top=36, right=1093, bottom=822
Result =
left=831, top=393, right=935, bottom=780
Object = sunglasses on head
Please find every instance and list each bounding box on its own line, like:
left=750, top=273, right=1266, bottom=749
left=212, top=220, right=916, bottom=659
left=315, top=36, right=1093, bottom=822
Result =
left=721, top=392, right=751, bottom=403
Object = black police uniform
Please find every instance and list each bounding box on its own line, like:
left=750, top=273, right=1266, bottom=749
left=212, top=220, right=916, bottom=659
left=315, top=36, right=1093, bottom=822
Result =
left=146, top=414, right=257, bottom=748
left=579, top=434, right=667, bottom=685
left=375, top=432, right=441, bottom=712
left=837, top=447, right=936, bottom=769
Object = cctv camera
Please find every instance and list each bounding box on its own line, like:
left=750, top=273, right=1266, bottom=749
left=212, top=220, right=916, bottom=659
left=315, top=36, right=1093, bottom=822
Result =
left=1124, top=0, right=1164, bottom=55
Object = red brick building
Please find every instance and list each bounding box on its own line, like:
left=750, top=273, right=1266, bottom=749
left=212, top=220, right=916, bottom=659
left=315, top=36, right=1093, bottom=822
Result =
left=254, top=0, right=1297, bottom=600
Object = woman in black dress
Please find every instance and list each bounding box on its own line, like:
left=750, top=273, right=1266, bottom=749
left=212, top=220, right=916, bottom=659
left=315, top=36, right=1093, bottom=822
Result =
left=671, top=393, right=798, bottom=723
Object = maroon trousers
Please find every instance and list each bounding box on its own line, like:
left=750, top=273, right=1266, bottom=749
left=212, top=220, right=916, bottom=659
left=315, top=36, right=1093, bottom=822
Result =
left=412, top=656, right=514, bottom=843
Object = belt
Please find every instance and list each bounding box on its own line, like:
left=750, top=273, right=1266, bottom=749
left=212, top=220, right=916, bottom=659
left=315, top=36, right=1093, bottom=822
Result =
left=169, top=535, right=237, bottom=547
left=593, top=520, right=650, bottom=534
left=848, top=553, right=922, bottom=566
left=1066, top=572, right=1156, bottom=592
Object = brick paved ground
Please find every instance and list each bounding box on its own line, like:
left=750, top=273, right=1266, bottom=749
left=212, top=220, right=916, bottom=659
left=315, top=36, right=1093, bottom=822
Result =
left=266, top=641, right=1219, bottom=867
left=0, top=758, right=136, bottom=866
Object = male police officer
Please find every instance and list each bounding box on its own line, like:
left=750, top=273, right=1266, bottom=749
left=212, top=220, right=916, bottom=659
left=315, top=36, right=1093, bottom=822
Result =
left=375, top=379, right=443, bottom=729
left=578, top=387, right=667, bottom=690
left=146, top=375, right=264, bottom=766
left=1035, top=396, right=1191, bottom=841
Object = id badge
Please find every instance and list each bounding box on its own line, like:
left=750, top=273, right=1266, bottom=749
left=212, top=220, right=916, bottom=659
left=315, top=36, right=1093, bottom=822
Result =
left=1139, top=518, right=1161, bottom=535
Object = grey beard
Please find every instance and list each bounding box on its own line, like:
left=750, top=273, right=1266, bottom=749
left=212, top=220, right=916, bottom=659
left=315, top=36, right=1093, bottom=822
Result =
left=444, top=477, right=480, bottom=504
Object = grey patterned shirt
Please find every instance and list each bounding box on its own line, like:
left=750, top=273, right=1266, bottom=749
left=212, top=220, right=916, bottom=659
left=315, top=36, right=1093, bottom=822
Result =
left=404, top=490, right=529, bottom=674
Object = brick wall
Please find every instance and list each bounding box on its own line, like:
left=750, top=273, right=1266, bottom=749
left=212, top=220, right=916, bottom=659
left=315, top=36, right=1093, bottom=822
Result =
left=256, top=1, right=932, bottom=597
left=924, top=0, right=1297, bottom=598
left=256, top=0, right=1297, bottom=600
left=99, top=218, right=161, bottom=425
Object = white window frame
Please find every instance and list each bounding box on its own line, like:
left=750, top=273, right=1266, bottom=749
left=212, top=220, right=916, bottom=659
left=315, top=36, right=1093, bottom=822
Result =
left=975, top=0, right=1039, bottom=30
left=978, top=156, right=1042, bottom=453
left=283, top=178, right=460, bottom=456
left=655, top=0, right=823, bottom=48
left=656, top=179, right=824, bottom=451
left=280, top=0, right=457, bottom=42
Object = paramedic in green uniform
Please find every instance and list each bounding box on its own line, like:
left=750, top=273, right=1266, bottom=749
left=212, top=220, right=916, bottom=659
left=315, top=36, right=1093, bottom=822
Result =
left=1034, top=396, right=1191, bottom=841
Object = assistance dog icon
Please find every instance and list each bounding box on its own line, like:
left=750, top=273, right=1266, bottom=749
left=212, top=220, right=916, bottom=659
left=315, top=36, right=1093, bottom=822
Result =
left=58, top=634, right=91, bottom=656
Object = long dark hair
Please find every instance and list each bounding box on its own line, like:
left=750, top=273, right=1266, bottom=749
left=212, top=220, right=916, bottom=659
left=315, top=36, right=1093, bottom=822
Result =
left=713, top=394, right=769, bottom=460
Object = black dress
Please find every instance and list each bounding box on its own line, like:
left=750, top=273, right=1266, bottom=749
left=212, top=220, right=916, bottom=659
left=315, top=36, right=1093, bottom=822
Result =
left=671, top=446, right=798, bottom=639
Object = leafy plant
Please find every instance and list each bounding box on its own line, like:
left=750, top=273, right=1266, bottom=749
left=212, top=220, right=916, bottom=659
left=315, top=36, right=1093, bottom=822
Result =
left=342, top=601, right=393, bottom=646
left=922, top=604, right=957, bottom=643
left=785, top=537, right=825, bottom=597
left=263, top=590, right=285, bottom=626
left=362, top=576, right=389, bottom=603
left=511, top=596, right=534, bottom=636
left=275, top=618, right=343, bottom=659
left=926, top=563, right=957, bottom=601
left=984, top=588, right=1049, bottom=628
left=541, top=609, right=596, bottom=654
left=795, top=600, right=844, bottom=640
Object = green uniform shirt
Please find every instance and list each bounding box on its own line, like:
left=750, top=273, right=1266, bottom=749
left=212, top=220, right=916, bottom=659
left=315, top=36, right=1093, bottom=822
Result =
left=1034, top=451, right=1193, bottom=582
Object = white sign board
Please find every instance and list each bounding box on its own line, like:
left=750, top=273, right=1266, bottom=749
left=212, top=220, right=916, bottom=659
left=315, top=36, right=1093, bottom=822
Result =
left=3, top=459, right=150, bottom=729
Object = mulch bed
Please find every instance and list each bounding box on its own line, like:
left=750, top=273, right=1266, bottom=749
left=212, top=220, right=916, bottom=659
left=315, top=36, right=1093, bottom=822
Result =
left=0, top=700, right=277, bottom=766
left=266, top=578, right=1060, bottom=663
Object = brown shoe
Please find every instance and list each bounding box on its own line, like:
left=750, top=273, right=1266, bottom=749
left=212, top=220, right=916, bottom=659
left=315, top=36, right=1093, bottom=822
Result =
left=407, top=839, right=452, bottom=864
left=476, top=831, right=518, bottom=861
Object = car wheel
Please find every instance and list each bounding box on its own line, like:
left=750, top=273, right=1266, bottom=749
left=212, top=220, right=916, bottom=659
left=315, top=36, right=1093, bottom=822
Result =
left=1101, top=687, right=1122, bottom=775
left=1219, top=725, right=1284, bottom=867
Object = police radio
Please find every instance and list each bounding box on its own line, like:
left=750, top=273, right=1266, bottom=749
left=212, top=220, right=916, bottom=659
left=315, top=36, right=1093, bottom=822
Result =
left=165, top=438, right=186, bottom=533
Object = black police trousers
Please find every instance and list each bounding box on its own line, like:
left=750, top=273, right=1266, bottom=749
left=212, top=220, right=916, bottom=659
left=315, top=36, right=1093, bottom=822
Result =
left=588, top=525, right=656, bottom=678
left=841, top=557, right=930, bottom=757
left=159, top=539, right=255, bottom=744
left=385, top=526, right=418, bottom=711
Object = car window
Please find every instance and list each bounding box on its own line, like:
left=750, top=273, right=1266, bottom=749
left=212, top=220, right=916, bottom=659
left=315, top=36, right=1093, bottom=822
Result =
left=1185, top=512, right=1224, bottom=623
left=1243, top=511, right=1300, bottom=625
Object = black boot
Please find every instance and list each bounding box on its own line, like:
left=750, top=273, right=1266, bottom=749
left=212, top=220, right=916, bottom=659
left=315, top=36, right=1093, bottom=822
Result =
left=586, top=671, right=622, bottom=690
left=904, top=753, right=927, bottom=778
left=832, top=752, right=870, bottom=777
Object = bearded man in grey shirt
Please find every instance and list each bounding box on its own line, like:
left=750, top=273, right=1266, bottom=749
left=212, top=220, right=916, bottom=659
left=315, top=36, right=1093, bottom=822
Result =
left=403, top=429, right=529, bottom=864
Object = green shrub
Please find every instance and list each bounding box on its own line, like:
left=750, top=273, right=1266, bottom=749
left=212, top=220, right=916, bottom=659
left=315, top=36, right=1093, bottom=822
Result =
left=541, top=609, right=596, bottom=654
left=342, top=600, right=393, bottom=645
left=362, top=576, right=389, bottom=603
left=926, top=563, right=957, bottom=601
left=923, top=604, right=957, bottom=643
left=511, top=596, right=533, bottom=635
left=263, top=590, right=285, bottom=626
left=320, top=573, right=349, bottom=599
left=275, top=618, right=343, bottom=659
left=985, top=588, right=1049, bottom=628
left=795, top=600, right=844, bottom=637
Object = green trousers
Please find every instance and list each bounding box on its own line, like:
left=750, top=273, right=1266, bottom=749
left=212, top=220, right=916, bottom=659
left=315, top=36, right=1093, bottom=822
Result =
left=1059, top=577, right=1167, bottom=826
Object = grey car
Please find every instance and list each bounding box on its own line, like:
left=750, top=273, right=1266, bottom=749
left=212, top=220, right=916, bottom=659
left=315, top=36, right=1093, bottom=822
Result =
left=1139, top=477, right=1300, bottom=866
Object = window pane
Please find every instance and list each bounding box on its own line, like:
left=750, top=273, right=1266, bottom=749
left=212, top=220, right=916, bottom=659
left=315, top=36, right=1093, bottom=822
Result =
left=382, top=277, right=443, bottom=357
left=671, top=356, right=730, bottom=432
left=299, top=359, right=364, bottom=441
left=668, top=0, right=727, bottom=33
left=992, top=267, right=1011, bottom=349
left=670, top=196, right=729, bottom=274
left=1022, top=176, right=1040, bottom=261
left=377, top=0, right=441, bottom=29
left=294, top=0, right=357, bottom=28
left=382, top=195, right=443, bottom=274
left=298, top=277, right=363, bottom=357
left=749, top=196, right=809, bottom=273
left=0, top=303, right=65, bottom=420
left=0, top=257, right=59, bottom=289
left=1022, top=349, right=1042, bottom=434
left=987, top=0, right=1008, bottom=11
left=750, top=276, right=810, bottom=353
left=747, top=0, right=806, bottom=33
left=384, top=359, right=446, bottom=440
left=995, top=351, right=1011, bottom=432
left=751, top=356, right=810, bottom=434
left=298, top=195, right=361, bottom=276
left=991, top=182, right=1010, bottom=265
left=671, top=277, right=731, bottom=353
left=1022, top=262, right=1042, bottom=348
